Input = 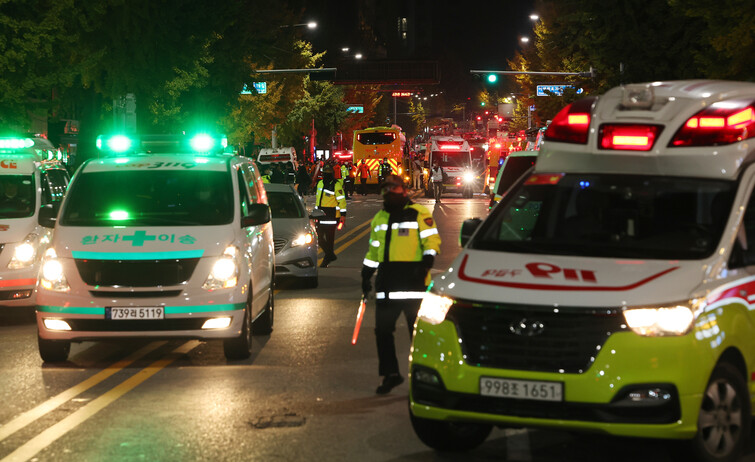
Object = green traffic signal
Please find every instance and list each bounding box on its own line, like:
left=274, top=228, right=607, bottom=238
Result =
left=487, top=74, right=498, bottom=83
left=481, top=102, right=486, bottom=106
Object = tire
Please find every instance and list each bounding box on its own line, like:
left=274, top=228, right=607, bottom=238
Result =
left=687, top=362, right=750, bottom=462
left=253, top=285, right=274, bottom=335
left=410, top=411, right=492, bottom=452
left=38, top=335, right=70, bottom=363
left=224, top=296, right=253, bottom=360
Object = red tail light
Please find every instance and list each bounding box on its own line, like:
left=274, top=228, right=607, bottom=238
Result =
left=544, top=97, right=597, bottom=144
left=670, top=100, right=755, bottom=147
left=599, top=124, right=662, bottom=151
left=440, top=144, right=461, bottom=150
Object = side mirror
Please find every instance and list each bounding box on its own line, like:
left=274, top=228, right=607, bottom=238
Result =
left=241, top=203, right=271, bottom=227
left=460, top=218, right=483, bottom=247
left=38, top=204, right=58, bottom=228
left=309, top=209, right=326, bottom=220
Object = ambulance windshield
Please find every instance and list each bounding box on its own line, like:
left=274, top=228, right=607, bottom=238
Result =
left=433, top=151, right=471, bottom=168
left=474, top=173, right=735, bottom=260
left=60, top=170, right=234, bottom=226
left=0, top=175, right=35, bottom=218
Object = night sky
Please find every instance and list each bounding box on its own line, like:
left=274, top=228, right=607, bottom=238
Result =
left=299, top=0, right=537, bottom=99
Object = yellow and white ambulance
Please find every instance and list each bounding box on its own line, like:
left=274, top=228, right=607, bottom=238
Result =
left=410, top=80, right=755, bottom=462
left=35, top=133, right=274, bottom=362
left=0, top=136, right=69, bottom=306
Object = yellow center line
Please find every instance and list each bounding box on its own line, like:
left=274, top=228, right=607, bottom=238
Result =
left=1, top=341, right=200, bottom=462
left=0, top=341, right=166, bottom=443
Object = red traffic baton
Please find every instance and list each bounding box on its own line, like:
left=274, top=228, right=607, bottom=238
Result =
left=351, top=296, right=367, bottom=345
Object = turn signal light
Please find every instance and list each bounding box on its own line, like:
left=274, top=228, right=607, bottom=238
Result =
left=670, top=100, right=755, bottom=147
left=544, top=97, right=597, bottom=144
left=599, top=125, right=662, bottom=151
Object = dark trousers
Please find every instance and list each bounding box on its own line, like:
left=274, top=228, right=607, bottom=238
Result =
left=317, top=224, right=337, bottom=261
left=344, top=178, right=354, bottom=197
left=433, top=181, right=443, bottom=201
left=375, top=298, right=421, bottom=377
left=360, top=178, right=368, bottom=195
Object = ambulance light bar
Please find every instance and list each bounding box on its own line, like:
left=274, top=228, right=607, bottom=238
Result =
left=96, top=133, right=229, bottom=155
left=439, top=145, right=461, bottom=150
left=0, top=138, right=35, bottom=149
left=544, top=97, right=597, bottom=145
left=670, top=101, right=755, bottom=147
left=599, top=125, right=662, bottom=151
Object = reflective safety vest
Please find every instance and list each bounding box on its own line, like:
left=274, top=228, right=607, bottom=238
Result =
left=262, top=175, right=271, bottom=183
left=341, top=164, right=349, bottom=180
left=363, top=202, right=441, bottom=297
left=315, top=179, right=347, bottom=224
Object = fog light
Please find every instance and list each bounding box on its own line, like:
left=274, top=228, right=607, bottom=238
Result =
left=44, top=319, right=71, bottom=331
left=627, top=387, right=672, bottom=402
left=294, top=258, right=314, bottom=268
left=202, top=317, right=232, bottom=329
left=414, top=368, right=441, bottom=386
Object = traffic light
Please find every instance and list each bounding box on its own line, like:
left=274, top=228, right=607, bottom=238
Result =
left=480, top=101, right=486, bottom=106
left=487, top=74, right=498, bottom=84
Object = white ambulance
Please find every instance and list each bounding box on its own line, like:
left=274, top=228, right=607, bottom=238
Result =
left=0, top=136, right=69, bottom=306
left=410, top=80, right=755, bottom=461
left=35, top=133, right=274, bottom=362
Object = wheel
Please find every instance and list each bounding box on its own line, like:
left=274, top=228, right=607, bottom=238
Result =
left=224, top=295, right=252, bottom=360
left=687, top=362, right=750, bottom=462
left=410, top=411, right=492, bottom=451
left=253, top=285, right=274, bottom=335
left=301, top=275, right=318, bottom=289
left=38, top=335, right=70, bottom=363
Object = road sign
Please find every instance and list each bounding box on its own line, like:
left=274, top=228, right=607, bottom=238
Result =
left=240, top=82, right=267, bottom=95
left=536, top=85, right=584, bottom=96
left=346, top=105, right=364, bottom=114
left=391, top=91, right=413, bottom=97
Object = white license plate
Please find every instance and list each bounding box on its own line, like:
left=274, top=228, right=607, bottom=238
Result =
left=479, top=377, right=563, bottom=402
left=107, top=307, right=164, bottom=320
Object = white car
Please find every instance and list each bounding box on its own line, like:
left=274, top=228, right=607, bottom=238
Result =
left=35, top=133, right=274, bottom=362
left=0, top=136, right=69, bottom=306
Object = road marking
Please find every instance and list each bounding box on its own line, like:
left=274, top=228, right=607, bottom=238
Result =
left=0, top=341, right=166, bottom=442
left=1, top=341, right=199, bottom=462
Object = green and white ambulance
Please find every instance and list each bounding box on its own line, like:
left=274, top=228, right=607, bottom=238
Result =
left=410, top=80, right=755, bottom=462
left=35, top=134, right=274, bottom=362
left=0, top=136, right=69, bottom=306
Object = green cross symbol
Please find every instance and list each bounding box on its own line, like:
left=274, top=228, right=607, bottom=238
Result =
left=123, top=230, right=157, bottom=247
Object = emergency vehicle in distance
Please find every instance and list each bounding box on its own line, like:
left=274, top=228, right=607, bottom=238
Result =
left=410, top=80, right=755, bottom=462
left=421, top=136, right=476, bottom=198
left=35, top=133, right=274, bottom=363
left=352, top=125, right=405, bottom=187
left=0, top=136, right=69, bottom=306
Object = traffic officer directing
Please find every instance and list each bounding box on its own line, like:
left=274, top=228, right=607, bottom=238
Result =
left=361, top=174, right=441, bottom=394
left=315, top=164, right=347, bottom=267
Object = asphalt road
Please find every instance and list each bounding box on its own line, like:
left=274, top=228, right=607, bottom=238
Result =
left=1, top=190, right=754, bottom=461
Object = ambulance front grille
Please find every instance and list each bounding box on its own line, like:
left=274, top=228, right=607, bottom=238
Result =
left=75, top=258, right=200, bottom=287
left=447, top=302, right=628, bottom=374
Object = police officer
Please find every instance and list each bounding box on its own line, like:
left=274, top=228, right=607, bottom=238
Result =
left=315, top=165, right=347, bottom=267
left=341, top=162, right=352, bottom=199
left=361, top=174, right=441, bottom=394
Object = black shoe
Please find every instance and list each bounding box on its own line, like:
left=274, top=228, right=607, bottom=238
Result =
left=319, top=259, right=330, bottom=268
left=376, top=374, right=404, bottom=394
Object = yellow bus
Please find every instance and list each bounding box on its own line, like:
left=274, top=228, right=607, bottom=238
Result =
left=352, top=126, right=405, bottom=186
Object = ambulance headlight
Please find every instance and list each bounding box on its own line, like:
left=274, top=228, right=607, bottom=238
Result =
left=463, top=171, right=475, bottom=183
left=39, top=248, right=70, bottom=292
left=203, top=246, right=239, bottom=290
left=291, top=233, right=313, bottom=247
left=418, top=293, right=454, bottom=325
left=8, top=234, right=38, bottom=269
left=623, top=302, right=697, bottom=337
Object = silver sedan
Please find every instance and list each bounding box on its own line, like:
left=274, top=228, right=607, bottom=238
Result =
left=264, top=183, right=320, bottom=288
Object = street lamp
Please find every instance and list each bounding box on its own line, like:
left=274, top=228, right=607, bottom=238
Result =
left=279, top=21, right=317, bottom=29
left=520, top=36, right=530, bottom=43
left=529, top=14, right=539, bottom=21
left=341, top=47, right=350, bottom=52
left=354, top=53, right=363, bottom=59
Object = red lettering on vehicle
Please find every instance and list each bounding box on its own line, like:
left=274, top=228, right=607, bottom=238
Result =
left=481, top=269, right=522, bottom=278
left=0, top=160, right=17, bottom=169
left=526, top=262, right=598, bottom=283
